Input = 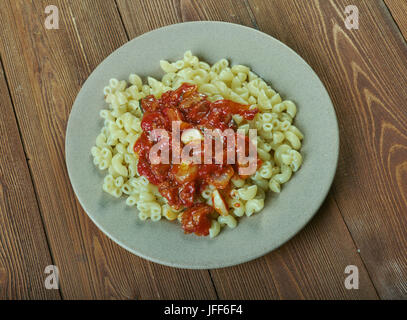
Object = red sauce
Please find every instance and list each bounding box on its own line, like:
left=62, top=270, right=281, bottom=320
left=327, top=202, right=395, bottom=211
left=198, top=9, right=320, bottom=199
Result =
left=133, top=83, right=259, bottom=236
left=181, top=204, right=213, bottom=236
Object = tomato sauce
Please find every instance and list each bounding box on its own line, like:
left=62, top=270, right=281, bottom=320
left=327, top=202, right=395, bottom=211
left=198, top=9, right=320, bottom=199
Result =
left=133, top=83, right=259, bottom=236
left=181, top=204, right=213, bottom=236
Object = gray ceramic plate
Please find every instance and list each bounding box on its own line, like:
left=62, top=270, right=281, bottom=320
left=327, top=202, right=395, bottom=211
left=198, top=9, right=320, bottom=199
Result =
left=66, top=21, right=339, bottom=269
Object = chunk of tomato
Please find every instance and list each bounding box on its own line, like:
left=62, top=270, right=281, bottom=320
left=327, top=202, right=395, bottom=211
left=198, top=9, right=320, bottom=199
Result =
left=137, top=158, right=161, bottom=185
left=181, top=204, right=213, bottom=236
left=186, top=100, right=211, bottom=124
left=205, top=106, right=233, bottom=130
left=141, top=112, right=167, bottom=132
left=141, top=95, right=160, bottom=112
left=211, top=99, right=259, bottom=120
left=133, top=132, right=152, bottom=158
left=159, top=181, right=182, bottom=209
left=150, top=164, right=170, bottom=183
left=206, top=165, right=234, bottom=189
left=179, top=181, right=196, bottom=207
left=173, top=83, right=198, bottom=102
left=162, top=107, right=192, bottom=130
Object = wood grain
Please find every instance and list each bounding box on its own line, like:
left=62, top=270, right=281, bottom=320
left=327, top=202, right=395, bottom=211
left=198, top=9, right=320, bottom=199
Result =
left=0, top=0, right=405, bottom=299
left=116, top=0, right=379, bottom=299
left=0, top=59, right=60, bottom=299
left=246, top=0, right=407, bottom=299
left=384, top=0, right=407, bottom=41
left=0, top=0, right=216, bottom=299
left=212, top=194, right=378, bottom=299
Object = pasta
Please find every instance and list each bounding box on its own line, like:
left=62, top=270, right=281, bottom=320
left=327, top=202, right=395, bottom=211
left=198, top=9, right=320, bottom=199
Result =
left=91, top=51, right=304, bottom=238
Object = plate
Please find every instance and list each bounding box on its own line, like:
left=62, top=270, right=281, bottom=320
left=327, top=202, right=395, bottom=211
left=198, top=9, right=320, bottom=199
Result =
left=66, top=21, right=339, bottom=269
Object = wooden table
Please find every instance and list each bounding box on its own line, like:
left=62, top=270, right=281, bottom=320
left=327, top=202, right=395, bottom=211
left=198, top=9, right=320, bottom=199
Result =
left=0, top=0, right=406, bottom=300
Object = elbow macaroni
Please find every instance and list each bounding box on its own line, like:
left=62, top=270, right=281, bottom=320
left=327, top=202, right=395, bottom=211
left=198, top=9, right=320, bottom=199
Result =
left=91, top=50, right=304, bottom=238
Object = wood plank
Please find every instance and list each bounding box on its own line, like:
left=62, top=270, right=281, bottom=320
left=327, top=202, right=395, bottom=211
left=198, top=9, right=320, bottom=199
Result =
left=116, top=0, right=379, bottom=299
left=0, top=60, right=60, bottom=299
left=212, top=194, right=378, bottom=299
left=246, top=0, right=407, bottom=299
left=116, top=0, right=253, bottom=36
left=384, top=0, right=407, bottom=41
left=0, top=0, right=216, bottom=299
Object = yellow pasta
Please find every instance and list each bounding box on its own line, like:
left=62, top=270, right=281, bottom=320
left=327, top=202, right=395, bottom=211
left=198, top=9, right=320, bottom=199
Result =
left=91, top=50, right=304, bottom=238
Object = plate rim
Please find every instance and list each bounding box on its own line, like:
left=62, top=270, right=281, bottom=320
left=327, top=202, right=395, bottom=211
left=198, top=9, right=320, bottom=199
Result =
left=65, top=21, right=340, bottom=269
